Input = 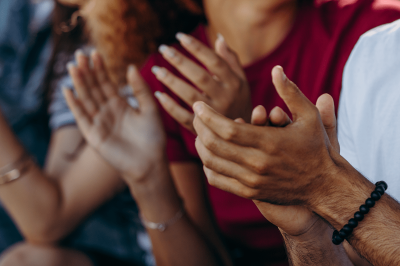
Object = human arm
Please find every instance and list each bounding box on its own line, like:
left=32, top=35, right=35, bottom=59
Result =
left=64, top=51, right=232, bottom=266
left=0, top=112, right=125, bottom=244
left=192, top=66, right=400, bottom=265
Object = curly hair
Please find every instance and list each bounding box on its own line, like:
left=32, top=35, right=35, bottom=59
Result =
left=84, top=0, right=205, bottom=84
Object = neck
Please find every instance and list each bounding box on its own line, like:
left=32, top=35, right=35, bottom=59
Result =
left=205, top=0, right=298, bottom=66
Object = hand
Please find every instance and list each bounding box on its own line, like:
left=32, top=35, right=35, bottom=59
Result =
left=241, top=95, right=339, bottom=237
left=152, top=33, right=252, bottom=134
left=192, top=65, right=340, bottom=210
left=64, top=51, right=166, bottom=182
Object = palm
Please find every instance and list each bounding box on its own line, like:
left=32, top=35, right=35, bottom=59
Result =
left=64, top=52, right=166, bottom=180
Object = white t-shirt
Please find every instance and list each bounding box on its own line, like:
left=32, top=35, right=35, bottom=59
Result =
left=338, top=19, right=400, bottom=201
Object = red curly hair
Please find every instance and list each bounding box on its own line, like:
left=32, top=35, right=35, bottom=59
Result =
left=85, top=0, right=205, bottom=84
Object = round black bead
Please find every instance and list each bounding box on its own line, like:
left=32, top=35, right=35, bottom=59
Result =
left=375, top=186, right=385, bottom=196
left=332, top=230, right=344, bottom=245
left=342, top=224, right=353, bottom=235
left=339, top=229, right=348, bottom=239
left=375, top=181, right=388, bottom=191
left=348, top=218, right=358, bottom=228
left=365, top=198, right=375, bottom=208
left=359, top=205, right=370, bottom=214
left=354, top=211, right=364, bottom=221
left=371, top=191, right=381, bottom=201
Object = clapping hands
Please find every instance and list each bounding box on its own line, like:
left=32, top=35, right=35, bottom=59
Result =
left=64, top=51, right=167, bottom=183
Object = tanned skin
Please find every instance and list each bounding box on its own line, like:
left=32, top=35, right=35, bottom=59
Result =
left=192, top=65, right=400, bottom=266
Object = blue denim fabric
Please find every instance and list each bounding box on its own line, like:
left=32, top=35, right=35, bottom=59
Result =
left=0, top=0, right=52, bottom=167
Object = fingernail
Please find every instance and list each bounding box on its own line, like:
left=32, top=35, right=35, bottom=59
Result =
left=128, top=65, right=137, bottom=74
left=159, top=45, right=175, bottom=58
left=154, top=91, right=165, bottom=102
left=67, top=62, right=75, bottom=71
left=75, top=49, right=85, bottom=57
left=282, top=71, right=287, bottom=82
left=176, top=32, right=192, bottom=45
left=151, top=66, right=166, bottom=78
left=193, top=102, right=203, bottom=114
left=217, top=33, right=225, bottom=43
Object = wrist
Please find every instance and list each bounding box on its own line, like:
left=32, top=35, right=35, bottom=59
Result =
left=280, top=216, right=330, bottom=244
left=310, top=153, right=374, bottom=230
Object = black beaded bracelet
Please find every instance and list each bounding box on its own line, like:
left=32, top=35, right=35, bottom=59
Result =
left=332, top=181, right=388, bottom=245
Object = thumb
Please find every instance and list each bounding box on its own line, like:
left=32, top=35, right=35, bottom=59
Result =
left=316, top=94, right=340, bottom=152
left=271, top=66, right=315, bottom=121
left=127, top=65, right=156, bottom=113
left=215, top=34, right=246, bottom=79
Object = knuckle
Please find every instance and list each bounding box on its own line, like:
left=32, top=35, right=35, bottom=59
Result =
left=251, top=160, right=268, bottom=175
left=196, top=72, right=212, bottom=85
left=222, top=125, right=238, bottom=141
left=229, top=76, right=242, bottom=90
left=202, top=132, right=218, bottom=150
left=210, top=57, right=225, bottom=70
left=241, top=188, right=257, bottom=199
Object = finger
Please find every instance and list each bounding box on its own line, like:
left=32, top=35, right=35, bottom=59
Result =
left=271, top=66, right=315, bottom=121
left=196, top=137, right=266, bottom=188
left=151, top=65, right=207, bottom=106
left=158, top=44, right=219, bottom=97
left=176, top=32, right=242, bottom=87
left=235, top=118, right=246, bottom=124
left=155, top=92, right=195, bottom=133
left=193, top=101, right=264, bottom=147
left=204, top=166, right=258, bottom=200
left=214, top=33, right=246, bottom=79
left=316, top=94, right=339, bottom=152
left=127, top=65, right=157, bottom=113
left=91, top=50, right=117, bottom=99
left=269, top=106, right=292, bottom=127
left=251, top=105, right=268, bottom=126
left=194, top=115, right=266, bottom=170
left=75, top=50, right=106, bottom=105
left=63, top=87, right=92, bottom=135
left=67, top=63, right=98, bottom=116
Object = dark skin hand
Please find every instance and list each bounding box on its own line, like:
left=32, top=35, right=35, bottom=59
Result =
left=192, top=65, right=400, bottom=266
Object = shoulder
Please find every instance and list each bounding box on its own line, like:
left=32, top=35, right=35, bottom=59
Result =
left=340, top=19, right=400, bottom=118
left=343, top=19, right=400, bottom=89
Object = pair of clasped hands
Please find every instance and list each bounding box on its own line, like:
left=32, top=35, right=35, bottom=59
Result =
left=64, top=33, right=340, bottom=240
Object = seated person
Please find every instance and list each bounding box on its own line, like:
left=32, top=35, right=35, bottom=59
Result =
left=61, top=0, right=400, bottom=265
left=0, top=0, right=202, bottom=265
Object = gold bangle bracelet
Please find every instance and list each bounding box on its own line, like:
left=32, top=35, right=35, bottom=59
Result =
left=0, top=154, right=32, bottom=186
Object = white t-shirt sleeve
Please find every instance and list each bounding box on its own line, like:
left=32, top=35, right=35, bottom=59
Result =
left=337, top=45, right=361, bottom=170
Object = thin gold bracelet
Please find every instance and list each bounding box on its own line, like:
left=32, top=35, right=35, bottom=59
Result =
left=0, top=154, right=32, bottom=186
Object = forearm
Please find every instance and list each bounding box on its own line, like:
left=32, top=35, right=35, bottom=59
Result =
left=313, top=155, right=400, bottom=266
left=0, top=113, right=64, bottom=243
left=126, top=160, right=228, bottom=266
left=281, top=218, right=353, bottom=266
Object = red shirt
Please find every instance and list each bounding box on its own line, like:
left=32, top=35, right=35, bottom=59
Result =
left=141, top=0, right=400, bottom=250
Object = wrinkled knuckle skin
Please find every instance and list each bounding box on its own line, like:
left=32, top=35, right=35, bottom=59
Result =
left=203, top=132, right=218, bottom=151
left=211, top=58, right=225, bottom=70
left=197, top=73, right=211, bottom=85
left=246, top=175, right=262, bottom=189
left=183, top=116, right=193, bottom=129
left=242, top=188, right=257, bottom=200
left=222, top=126, right=238, bottom=141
